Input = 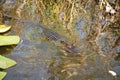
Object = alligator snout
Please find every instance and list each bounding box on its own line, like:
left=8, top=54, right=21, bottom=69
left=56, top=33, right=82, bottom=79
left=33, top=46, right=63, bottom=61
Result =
left=60, top=41, right=81, bottom=55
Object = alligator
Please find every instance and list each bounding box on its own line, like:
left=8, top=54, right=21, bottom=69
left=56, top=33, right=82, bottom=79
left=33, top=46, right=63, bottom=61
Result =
left=25, top=22, right=82, bottom=55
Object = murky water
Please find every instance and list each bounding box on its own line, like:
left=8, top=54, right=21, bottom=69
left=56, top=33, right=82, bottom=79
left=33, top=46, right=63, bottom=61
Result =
left=0, top=0, right=120, bottom=80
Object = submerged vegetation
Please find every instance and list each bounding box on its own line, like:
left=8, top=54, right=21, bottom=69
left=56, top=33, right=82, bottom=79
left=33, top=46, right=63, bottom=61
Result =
left=0, top=0, right=120, bottom=80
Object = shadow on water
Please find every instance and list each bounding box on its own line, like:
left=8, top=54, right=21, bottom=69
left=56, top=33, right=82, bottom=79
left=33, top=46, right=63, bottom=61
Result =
left=0, top=46, right=14, bottom=55
left=0, top=0, right=120, bottom=80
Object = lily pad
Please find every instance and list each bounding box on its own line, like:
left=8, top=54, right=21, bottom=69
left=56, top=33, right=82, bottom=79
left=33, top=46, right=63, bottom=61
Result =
left=0, top=55, right=17, bottom=69
left=0, top=71, right=7, bottom=80
left=0, top=25, right=11, bottom=33
left=0, top=36, right=20, bottom=46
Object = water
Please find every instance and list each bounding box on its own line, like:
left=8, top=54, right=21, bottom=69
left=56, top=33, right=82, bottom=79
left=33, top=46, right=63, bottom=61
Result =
left=0, top=0, right=120, bottom=80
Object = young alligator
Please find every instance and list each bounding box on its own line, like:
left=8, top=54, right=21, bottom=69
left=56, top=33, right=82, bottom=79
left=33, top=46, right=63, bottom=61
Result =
left=24, top=22, right=81, bottom=55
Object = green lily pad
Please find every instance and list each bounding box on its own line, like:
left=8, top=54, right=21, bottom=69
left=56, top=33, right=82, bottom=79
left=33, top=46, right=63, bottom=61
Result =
left=0, top=55, right=17, bottom=69
left=0, top=36, right=20, bottom=46
left=0, top=71, right=7, bottom=80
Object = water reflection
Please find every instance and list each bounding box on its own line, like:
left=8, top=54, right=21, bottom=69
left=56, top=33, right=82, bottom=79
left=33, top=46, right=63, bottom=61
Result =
left=48, top=55, right=84, bottom=80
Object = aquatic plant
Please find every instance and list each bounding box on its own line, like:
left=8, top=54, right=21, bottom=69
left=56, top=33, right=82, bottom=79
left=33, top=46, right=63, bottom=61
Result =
left=0, top=24, right=20, bottom=79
